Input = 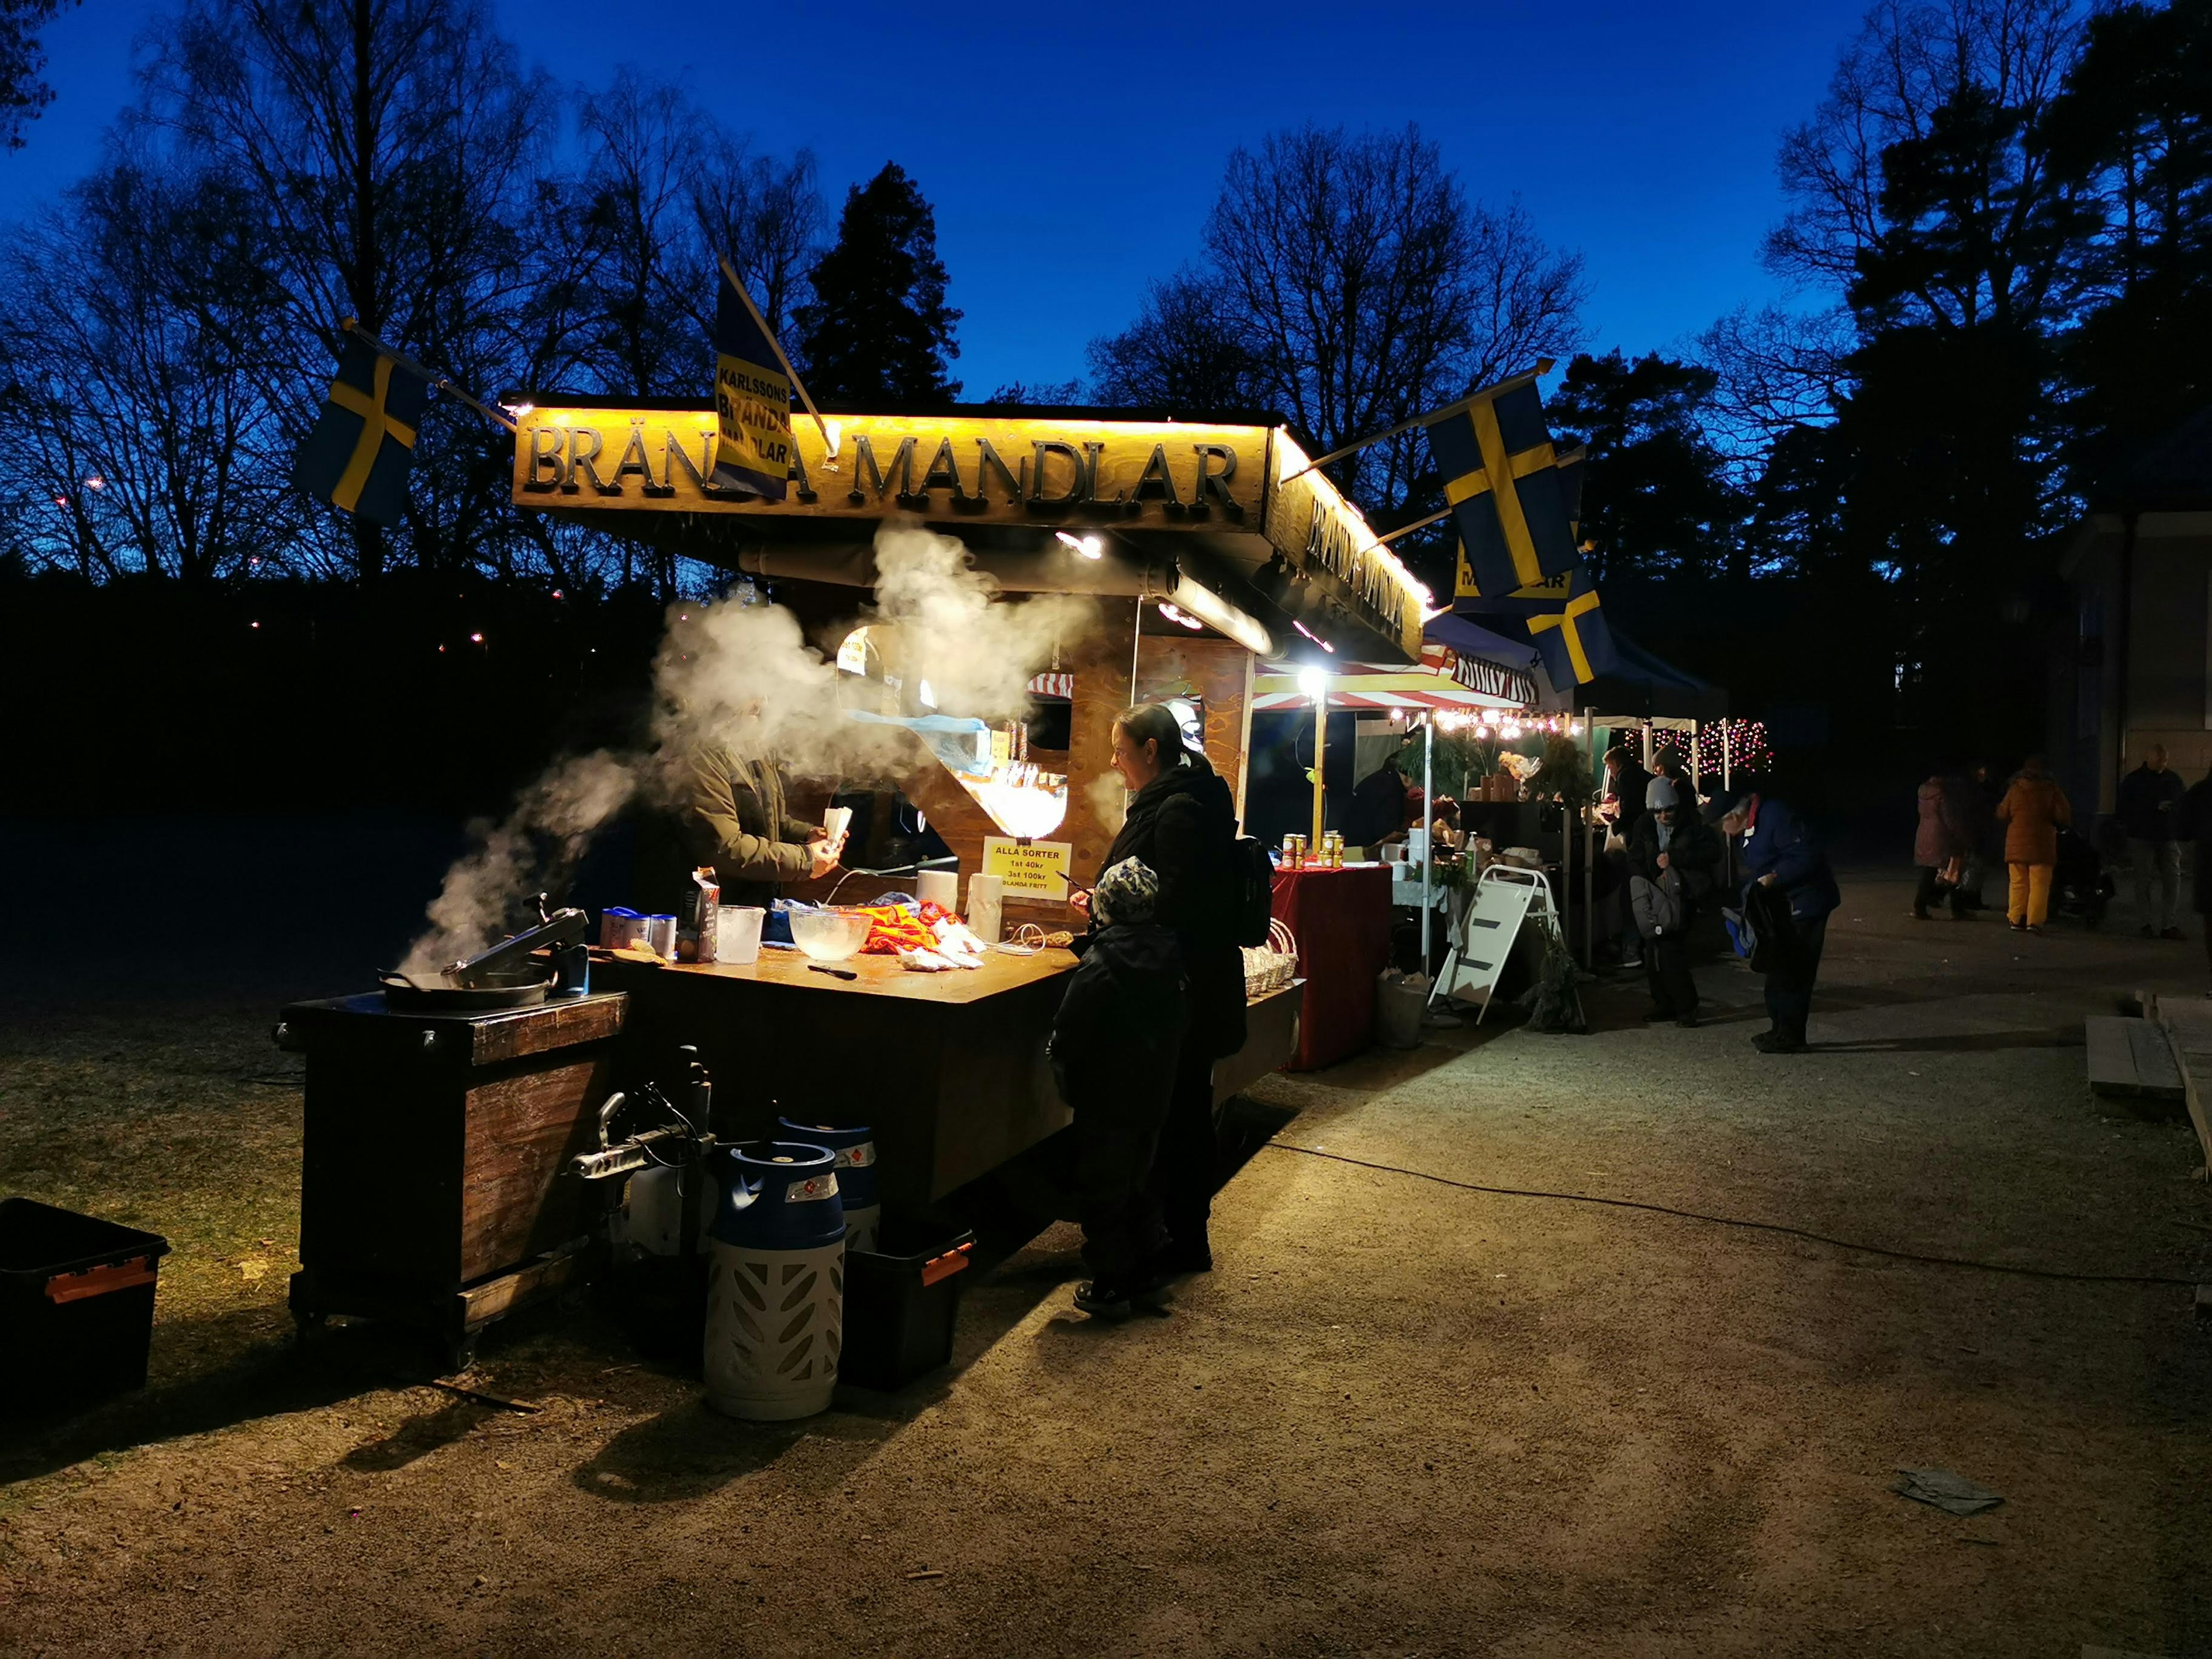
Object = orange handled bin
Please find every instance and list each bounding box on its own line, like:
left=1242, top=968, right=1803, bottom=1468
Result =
left=2, top=1197, right=171, bottom=1408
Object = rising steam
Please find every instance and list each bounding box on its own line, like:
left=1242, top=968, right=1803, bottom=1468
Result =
left=395, top=520, right=1097, bottom=973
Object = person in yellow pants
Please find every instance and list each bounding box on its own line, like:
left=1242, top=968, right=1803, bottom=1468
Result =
left=1995, top=756, right=2071, bottom=933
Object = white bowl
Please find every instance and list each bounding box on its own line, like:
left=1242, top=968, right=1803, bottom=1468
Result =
left=790, top=908, right=871, bottom=962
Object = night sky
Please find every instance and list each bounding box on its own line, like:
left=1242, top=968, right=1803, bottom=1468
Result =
left=3, top=0, right=1869, bottom=395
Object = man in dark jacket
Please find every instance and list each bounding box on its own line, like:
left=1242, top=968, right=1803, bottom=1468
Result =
left=1626, top=778, right=1722, bottom=1025
left=2118, top=744, right=2187, bottom=940
left=1070, top=704, right=1245, bottom=1275
left=1713, top=786, right=1839, bottom=1053
left=1603, top=747, right=1656, bottom=969
left=637, top=733, right=841, bottom=914
left=1049, top=858, right=1189, bottom=1317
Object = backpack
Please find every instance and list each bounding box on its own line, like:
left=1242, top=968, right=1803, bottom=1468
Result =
left=1630, top=871, right=1685, bottom=939
left=1232, top=834, right=1276, bottom=947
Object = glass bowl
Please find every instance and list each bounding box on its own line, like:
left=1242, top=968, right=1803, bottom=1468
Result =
left=790, top=908, right=872, bottom=962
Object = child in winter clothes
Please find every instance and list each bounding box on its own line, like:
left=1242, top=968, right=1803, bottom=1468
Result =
left=1047, top=857, right=1190, bottom=1316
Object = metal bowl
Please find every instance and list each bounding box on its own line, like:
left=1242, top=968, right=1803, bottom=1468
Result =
left=789, top=908, right=872, bottom=963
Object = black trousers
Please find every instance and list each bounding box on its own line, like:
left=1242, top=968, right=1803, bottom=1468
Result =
left=1644, top=933, right=1698, bottom=1018
left=1763, top=912, right=1828, bottom=1039
left=1147, top=1041, right=1221, bottom=1247
left=1072, top=1069, right=1176, bottom=1281
left=1914, top=866, right=1963, bottom=917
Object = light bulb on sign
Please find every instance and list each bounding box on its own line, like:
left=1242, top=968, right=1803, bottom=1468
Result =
left=1297, top=665, right=1329, bottom=700
left=1055, top=531, right=1104, bottom=560
left=1156, top=601, right=1203, bottom=631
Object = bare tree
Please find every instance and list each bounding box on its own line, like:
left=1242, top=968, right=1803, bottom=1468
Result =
left=143, top=0, right=553, bottom=579
left=0, top=156, right=298, bottom=581
left=689, top=136, right=825, bottom=342
left=1766, top=0, right=2084, bottom=327
left=1101, top=125, right=1585, bottom=518
left=1087, top=270, right=1263, bottom=410
left=1696, top=303, right=1858, bottom=467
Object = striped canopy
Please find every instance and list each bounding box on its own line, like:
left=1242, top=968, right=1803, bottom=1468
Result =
left=1252, top=645, right=1532, bottom=714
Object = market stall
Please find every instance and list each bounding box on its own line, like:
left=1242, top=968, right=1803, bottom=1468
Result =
left=499, top=402, right=1437, bottom=1210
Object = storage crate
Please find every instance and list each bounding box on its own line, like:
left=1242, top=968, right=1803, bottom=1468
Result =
left=839, top=1220, right=975, bottom=1392
left=1, top=1198, right=169, bottom=1408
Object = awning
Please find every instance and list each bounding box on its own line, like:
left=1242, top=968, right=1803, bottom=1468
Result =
left=1252, top=641, right=1536, bottom=714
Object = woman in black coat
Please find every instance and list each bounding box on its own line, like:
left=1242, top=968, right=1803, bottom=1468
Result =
left=1069, top=703, right=1245, bottom=1275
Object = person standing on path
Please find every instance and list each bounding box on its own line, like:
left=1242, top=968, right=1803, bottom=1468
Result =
left=1912, top=768, right=1975, bottom=920
left=1713, top=785, right=1839, bottom=1054
left=1603, top=747, right=1655, bottom=969
left=1627, top=778, right=1722, bottom=1025
left=2118, top=744, right=2187, bottom=940
left=1066, top=703, right=1244, bottom=1279
left=2183, top=767, right=2212, bottom=975
left=1048, top=858, right=1189, bottom=1317
left=1995, top=756, right=2073, bottom=934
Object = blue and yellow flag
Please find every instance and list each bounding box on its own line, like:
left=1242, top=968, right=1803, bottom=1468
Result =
left=1455, top=554, right=1616, bottom=686
left=712, top=269, right=794, bottom=499
left=1424, top=377, right=1577, bottom=599
left=292, top=335, right=426, bottom=527
left=1523, top=565, right=1617, bottom=687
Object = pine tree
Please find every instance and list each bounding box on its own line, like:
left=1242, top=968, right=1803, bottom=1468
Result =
left=794, top=162, right=960, bottom=408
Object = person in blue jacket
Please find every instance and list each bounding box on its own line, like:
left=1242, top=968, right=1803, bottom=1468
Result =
left=1710, top=785, right=1840, bottom=1053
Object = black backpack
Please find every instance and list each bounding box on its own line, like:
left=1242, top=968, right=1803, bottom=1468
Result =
left=1232, top=834, right=1276, bottom=947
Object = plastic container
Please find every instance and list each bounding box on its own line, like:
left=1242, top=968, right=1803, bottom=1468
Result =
left=778, top=1117, right=879, bottom=1252
left=703, top=1141, right=844, bottom=1421
left=1, top=1197, right=170, bottom=1408
left=840, top=1218, right=975, bottom=1392
left=717, top=905, right=765, bottom=966
left=965, top=873, right=1003, bottom=944
left=914, top=869, right=959, bottom=911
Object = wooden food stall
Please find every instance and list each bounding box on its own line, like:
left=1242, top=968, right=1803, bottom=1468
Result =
left=507, top=400, right=1441, bottom=1212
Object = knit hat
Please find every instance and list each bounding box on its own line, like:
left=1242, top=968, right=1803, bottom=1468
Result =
left=1092, top=857, right=1161, bottom=927
left=1646, top=777, right=1679, bottom=810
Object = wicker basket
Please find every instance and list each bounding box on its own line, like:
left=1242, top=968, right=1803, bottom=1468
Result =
left=1242, top=918, right=1300, bottom=998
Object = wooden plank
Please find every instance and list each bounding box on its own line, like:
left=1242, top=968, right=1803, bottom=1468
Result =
left=1215, top=982, right=1304, bottom=1105
left=457, top=1238, right=594, bottom=1330
left=2153, top=1003, right=2212, bottom=1172
left=631, top=940, right=1077, bottom=1006
left=2085, top=1016, right=2183, bottom=1100
left=458, top=1055, right=613, bottom=1284
left=468, top=993, right=624, bottom=1066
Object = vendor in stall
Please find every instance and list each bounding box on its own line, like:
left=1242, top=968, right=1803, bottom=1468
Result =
left=639, top=722, right=842, bottom=912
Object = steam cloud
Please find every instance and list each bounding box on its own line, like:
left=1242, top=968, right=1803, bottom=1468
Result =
left=1086, top=772, right=1128, bottom=838
left=396, top=520, right=1097, bottom=974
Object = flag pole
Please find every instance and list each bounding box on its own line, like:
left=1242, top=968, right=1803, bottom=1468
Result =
left=340, top=319, right=516, bottom=434
left=1279, top=361, right=1554, bottom=485
left=717, top=255, right=838, bottom=463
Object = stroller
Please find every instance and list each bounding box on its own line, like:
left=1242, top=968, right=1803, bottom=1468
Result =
left=2051, top=828, right=2116, bottom=926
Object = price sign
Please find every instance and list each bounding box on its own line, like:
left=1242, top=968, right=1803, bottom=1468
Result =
left=982, top=837, right=1073, bottom=899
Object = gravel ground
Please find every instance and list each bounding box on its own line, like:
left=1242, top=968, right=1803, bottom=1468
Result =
left=3, top=872, right=2210, bottom=1657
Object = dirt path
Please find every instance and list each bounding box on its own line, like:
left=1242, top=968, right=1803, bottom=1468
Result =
left=3, top=874, right=2209, bottom=1657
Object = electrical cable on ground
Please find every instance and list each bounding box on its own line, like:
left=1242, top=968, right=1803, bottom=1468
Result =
left=1264, top=1141, right=2204, bottom=1289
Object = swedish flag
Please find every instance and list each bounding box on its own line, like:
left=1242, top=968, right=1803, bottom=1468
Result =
left=711, top=267, right=793, bottom=500
left=1522, top=565, right=1617, bottom=687
left=293, top=335, right=426, bottom=527
left=1423, top=376, right=1577, bottom=600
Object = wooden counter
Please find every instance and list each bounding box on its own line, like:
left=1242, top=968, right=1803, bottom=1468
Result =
left=597, top=946, right=1081, bottom=1214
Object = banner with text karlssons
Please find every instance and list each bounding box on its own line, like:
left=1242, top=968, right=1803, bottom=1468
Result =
left=711, top=272, right=793, bottom=499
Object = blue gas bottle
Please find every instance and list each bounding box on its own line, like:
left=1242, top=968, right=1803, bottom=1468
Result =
left=702, top=1141, right=844, bottom=1421
left=777, top=1117, right=878, bottom=1253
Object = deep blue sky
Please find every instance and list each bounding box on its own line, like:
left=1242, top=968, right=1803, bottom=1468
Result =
left=3, top=1, right=1866, bottom=394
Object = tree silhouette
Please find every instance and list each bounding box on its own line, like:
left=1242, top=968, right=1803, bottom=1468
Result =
left=794, top=162, right=960, bottom=408
left=0, top=0, right=78, bottom=149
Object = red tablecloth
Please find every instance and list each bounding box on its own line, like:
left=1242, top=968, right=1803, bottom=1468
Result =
left=1271, top=864, right=1393, bottom=1070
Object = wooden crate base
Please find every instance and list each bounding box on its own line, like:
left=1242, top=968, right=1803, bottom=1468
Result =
left=290, top=1235, right=598, bottom=1372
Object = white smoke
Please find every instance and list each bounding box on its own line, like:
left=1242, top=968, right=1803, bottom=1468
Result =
left=398, top=750, right=636, bottom=979
left=1086, top=772, right=1128, bottom=837
left=396, top=520, right=1098, bottom=973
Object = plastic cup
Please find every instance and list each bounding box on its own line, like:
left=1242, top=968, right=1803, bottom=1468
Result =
left=717, top=905, right=765, bottom=965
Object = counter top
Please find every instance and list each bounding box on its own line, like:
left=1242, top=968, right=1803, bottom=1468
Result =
left=602, top=943, right=1078, bottom=1006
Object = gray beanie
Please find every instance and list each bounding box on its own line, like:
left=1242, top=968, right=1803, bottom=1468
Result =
left=1646, top=777, right=1679, bottom=810
left=1093, top=858, right=1161, bottom=927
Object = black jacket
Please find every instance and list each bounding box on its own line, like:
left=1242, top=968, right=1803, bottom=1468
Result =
left=1048, top=923, right=1189, bottom=1112
left=1608, top=760, right=1653, bottom=838
left=1097, top=752, right=1248, bottom=1059
left=1627, top=810, right=1722, bottom=900
left=2118, top=763, right=2186, bottom=842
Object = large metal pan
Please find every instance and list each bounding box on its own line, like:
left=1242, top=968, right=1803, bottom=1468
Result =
left=378, top=964, right=555, bottom=1012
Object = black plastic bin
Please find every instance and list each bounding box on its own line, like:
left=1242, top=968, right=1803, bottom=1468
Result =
left=840, top=1219, right=976, bottom=1392
left=1, top=1198, right=169, bottom=1408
